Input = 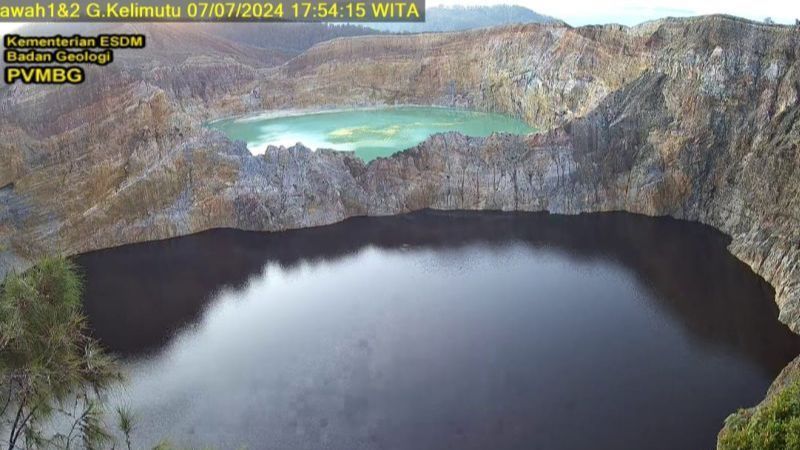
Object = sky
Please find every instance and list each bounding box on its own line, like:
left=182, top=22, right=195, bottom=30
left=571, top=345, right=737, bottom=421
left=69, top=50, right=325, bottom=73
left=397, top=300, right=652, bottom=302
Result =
left=1, top=0, right=799, bottom=36
left=429, top=0, right=800, bottom=25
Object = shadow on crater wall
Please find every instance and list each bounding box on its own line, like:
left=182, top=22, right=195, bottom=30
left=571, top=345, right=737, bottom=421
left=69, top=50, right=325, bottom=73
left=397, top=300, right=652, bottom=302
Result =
left=76, top=210, right=800, bottom=375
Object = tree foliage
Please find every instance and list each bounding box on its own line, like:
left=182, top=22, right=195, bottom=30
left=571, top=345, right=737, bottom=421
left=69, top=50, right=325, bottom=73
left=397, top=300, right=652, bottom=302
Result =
left=0, top=258, right=121, bottom=449
left=718, top=377, right=800, bottom=449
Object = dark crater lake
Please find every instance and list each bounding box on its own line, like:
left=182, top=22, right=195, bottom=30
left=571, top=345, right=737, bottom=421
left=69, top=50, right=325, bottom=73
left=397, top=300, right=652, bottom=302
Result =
left=76, top=211, right=800, bottom=450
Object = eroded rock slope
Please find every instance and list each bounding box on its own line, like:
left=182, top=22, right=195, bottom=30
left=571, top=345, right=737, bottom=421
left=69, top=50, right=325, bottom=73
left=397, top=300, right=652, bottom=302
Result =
left=1, top=17, right=799, bottom=435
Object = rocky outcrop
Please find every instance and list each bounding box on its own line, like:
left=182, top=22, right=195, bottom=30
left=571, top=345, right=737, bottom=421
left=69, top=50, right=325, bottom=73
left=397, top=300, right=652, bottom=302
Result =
left=5, top=16, right=796, bottom=330
left=260, top=23, right=651, bottom=128
left=1, top=16, right=799, bottom=442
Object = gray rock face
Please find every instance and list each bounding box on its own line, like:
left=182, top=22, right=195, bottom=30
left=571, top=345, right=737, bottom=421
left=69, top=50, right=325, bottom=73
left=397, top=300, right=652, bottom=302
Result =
left=2, top=16, right=799, bottom=325
left=1, top=17, right=798, bottom=325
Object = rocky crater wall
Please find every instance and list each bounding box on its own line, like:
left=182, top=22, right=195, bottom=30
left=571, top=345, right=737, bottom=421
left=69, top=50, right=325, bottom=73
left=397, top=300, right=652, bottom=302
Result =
left=1, top=16, right=799, bottom=437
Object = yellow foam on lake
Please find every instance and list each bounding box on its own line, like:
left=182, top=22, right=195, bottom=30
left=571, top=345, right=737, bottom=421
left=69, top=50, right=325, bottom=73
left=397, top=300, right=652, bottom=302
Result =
left=328, top=125, right=402, bottom=142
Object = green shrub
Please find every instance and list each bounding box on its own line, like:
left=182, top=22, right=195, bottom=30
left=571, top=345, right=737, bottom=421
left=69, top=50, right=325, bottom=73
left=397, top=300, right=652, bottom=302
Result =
left=718, top=378, right=800, bottom=449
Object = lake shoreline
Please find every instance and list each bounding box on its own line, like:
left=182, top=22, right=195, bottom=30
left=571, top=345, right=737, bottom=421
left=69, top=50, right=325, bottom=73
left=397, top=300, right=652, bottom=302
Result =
left=207, top=106, right=537, bottom=160
left=78, top=210, right=800, bottom=450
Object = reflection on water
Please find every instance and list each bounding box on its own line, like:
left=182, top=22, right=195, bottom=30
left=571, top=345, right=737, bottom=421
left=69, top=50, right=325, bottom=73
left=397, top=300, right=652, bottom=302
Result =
left=77, top=211, right=800, bottom=450
left=207, top=106, right=536, bottom=160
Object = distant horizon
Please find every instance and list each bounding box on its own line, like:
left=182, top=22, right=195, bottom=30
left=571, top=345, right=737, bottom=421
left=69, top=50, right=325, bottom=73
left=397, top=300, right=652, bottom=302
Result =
left=1, top=0, right=798, bottom=37
left=429, top=0, right=799, bottom=26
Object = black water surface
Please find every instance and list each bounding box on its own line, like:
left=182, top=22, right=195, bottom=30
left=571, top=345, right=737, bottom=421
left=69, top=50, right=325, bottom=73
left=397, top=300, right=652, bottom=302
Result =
left=76, top=211, right=800, bottom=450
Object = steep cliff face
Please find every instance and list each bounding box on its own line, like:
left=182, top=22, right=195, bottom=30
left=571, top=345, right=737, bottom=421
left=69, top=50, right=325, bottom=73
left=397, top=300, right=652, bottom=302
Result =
left=5, top=17, right=797, bottom=319
left=1, top=16, right=800, bottom=437
left=260, top=23, right=651, bottom=128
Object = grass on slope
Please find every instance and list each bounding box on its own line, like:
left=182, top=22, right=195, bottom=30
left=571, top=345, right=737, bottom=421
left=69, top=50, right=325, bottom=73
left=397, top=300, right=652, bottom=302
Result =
left=718, top=378, right=800, bottom=449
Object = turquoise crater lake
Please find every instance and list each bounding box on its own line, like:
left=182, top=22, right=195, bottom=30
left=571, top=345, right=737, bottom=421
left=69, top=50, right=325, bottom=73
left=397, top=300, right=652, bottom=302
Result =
left=209, top=107, right=536, bottom=161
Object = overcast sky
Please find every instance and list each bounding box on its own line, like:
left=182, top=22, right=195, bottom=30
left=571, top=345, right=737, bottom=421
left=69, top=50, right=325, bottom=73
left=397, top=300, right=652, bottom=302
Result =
left=1, top=0, right=799, bottom=36
left=435, top=0, right=799, bottom=25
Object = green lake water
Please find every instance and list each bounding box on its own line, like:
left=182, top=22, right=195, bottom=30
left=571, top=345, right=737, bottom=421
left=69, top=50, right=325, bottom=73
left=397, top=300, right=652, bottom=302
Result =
left=209, top=106, right=536, bottom=161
